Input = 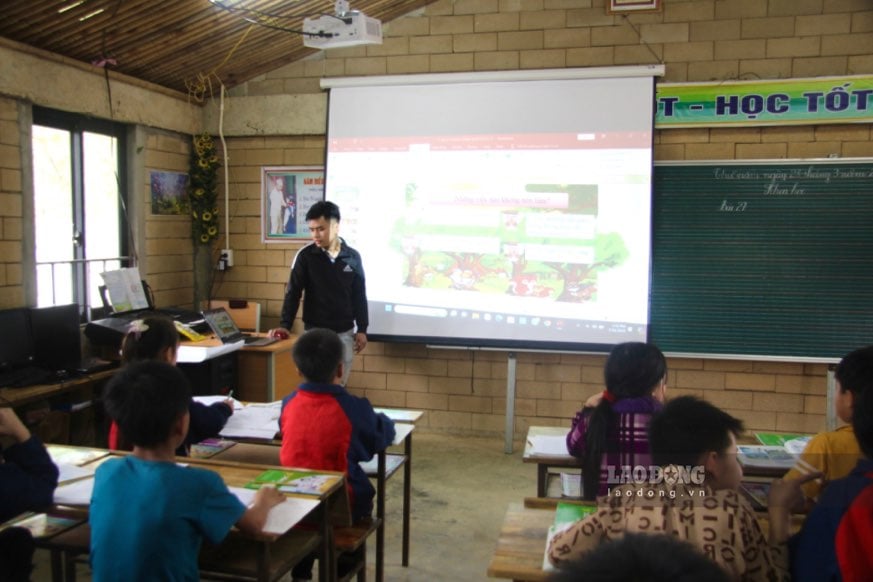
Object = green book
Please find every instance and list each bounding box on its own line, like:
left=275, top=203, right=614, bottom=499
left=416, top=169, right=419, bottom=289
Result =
left=755, top=432, right=812, bottom=455
left=554, top=501, right=596, bottom=528
left=754, top=432, right=807, bottom=447
left=545, top=501, right=599, bottom=572
left=244, top=469, right=340, bottom=496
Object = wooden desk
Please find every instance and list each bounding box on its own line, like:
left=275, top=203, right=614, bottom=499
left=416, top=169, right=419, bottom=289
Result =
left=488, top=499, right=807, bottom=582
left=237, top=335, right=301, bottom=402
left=522, top=426, right=576, bottom=497
left=189, top=453, right=351, bottom=582
left=210, top=411, right=422, bottom=582
left=487, top=502, right=554, bottom=582
left=0, top=369, right=116, bottom=408
left=377, top=408, right=424, bottom=572
left=44, top=447, right=347, bottom=582
left=375, top=422, right=415, bottom=581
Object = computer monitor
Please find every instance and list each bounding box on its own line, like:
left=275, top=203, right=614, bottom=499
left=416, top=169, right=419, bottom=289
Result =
left=30, top=304, right=82, bottom=372
left=0, top=307, right=35, bottom=370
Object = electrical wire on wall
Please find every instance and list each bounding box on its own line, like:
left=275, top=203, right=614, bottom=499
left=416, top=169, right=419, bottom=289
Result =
left=181, top=25, right=252, bottom=304
left=219, top=83, right=230, bottom=255
left=207, top=81, right=232, bottom=306
left=618, top=14, right=664, bottom=65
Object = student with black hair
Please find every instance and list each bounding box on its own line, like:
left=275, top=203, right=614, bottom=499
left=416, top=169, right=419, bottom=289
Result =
left=549, top=533, right=730, bottom=582
left=791, top=345, right=873, bottom=581
left=279, top=328, right=395, bottom=521
left=549, top=396, right=813, bottom=580
left=279, top=328, right=394, bottom=582
left=784, top=345, right=865, bottom=505
left=566, top=342, right=667, bottom=499
left=90, top=361, right=284, bottom=580
left=108, top=315, right=233, bottom=455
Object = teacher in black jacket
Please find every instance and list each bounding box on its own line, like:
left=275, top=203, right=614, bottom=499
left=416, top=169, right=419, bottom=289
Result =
left=270, top=200, right=368, bottom=385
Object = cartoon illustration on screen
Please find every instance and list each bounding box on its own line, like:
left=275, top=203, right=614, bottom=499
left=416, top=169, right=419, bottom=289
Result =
left=391, top=182, right=629, bottom=303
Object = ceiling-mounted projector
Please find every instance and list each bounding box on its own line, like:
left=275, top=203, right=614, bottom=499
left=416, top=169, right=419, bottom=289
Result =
left=303, top=0, right=382, bottom=49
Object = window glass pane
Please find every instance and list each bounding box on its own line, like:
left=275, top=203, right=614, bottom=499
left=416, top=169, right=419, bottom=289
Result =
left=32, top=125, right=74, bottom=307
left=83, top=132, right=121, bottom=307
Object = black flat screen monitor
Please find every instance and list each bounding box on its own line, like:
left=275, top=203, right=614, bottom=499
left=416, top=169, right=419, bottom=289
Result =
left=0, top=307, right=35, bottom=370
left=30, top=304, right=82, bottom=372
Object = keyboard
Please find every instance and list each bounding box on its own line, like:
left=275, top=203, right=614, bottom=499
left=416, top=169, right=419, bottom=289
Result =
left=0, top=366, right=59, bottom=388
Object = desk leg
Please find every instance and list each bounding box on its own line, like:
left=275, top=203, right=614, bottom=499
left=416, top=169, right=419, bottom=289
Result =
left=402, top=434, right=411, bottom=567
left=50, top=549, right=63, bottom=582
left=257, top=543, right=270, bottom=582
left=64, top=553, right=78, bottom=582
left=537, top=464, right=548, bottom=498
left=376, top=449, right=386, bottom=582
left=319, top=503, right=335, bottom=582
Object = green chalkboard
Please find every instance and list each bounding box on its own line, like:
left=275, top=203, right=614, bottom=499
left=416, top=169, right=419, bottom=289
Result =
left=651, top=161, right=873, bottom=360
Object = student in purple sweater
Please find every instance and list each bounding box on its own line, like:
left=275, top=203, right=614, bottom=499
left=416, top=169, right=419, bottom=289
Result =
left=566, top=342, right=667, bottom=500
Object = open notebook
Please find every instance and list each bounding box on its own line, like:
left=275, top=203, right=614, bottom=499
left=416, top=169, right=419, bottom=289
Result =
left=201, top=307, right=276, bottom=347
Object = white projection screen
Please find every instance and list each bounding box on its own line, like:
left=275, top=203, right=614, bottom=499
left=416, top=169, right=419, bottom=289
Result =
left=322, top=67, right=662, bottom=352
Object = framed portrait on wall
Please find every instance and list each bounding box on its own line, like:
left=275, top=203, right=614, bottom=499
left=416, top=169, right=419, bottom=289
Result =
left=607, top=0, right=661, bottom=13
left=261, top=166, right=324, bottom=242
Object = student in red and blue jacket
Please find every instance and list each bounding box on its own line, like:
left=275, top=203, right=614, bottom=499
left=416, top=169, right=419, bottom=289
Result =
left=279, top=328, right=395, bottom=581
left=279, top=328, right=395, bottom=521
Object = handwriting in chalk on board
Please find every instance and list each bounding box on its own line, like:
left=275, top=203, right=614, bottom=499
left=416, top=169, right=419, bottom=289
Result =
left=718, top=200, right=748, bottom=212
left=764, top=180, right=805, bottom=196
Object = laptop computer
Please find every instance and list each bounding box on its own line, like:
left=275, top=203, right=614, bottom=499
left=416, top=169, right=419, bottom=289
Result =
left=201, top=307, right=277, bottom=347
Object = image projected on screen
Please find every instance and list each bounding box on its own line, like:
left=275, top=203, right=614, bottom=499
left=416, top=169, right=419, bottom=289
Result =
left=324, top=70, right=656, bottom=351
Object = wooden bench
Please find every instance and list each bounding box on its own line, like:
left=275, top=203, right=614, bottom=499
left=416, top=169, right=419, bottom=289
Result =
left=333, top=517, right=381, bottom=582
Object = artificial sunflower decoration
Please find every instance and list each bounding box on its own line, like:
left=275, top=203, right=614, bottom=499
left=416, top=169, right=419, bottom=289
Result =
left=188, top=132, right=221, bottom=244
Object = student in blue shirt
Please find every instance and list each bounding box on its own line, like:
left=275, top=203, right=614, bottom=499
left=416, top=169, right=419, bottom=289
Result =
left=90, top=361, right=284, bottom=581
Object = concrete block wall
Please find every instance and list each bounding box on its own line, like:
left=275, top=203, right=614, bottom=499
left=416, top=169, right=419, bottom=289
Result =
left=141, top=130, right=198, bottom=310
left=214, top=0, right=873, bottom=438
left=0, top=96, right=23, bottom=309
left=210, top=135, right=326, bottom=317
left=234, top=0, right=873, bottom=94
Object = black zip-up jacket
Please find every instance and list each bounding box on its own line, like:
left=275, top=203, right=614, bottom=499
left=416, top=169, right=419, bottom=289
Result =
left=279, top=239, right=368, bottom=334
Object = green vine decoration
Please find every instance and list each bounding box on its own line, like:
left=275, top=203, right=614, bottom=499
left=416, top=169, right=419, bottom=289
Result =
left=188, top=132, right=221, bottom=244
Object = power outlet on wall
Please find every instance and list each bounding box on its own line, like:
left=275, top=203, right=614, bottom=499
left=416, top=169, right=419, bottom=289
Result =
left=218, top=249, right=233, bottom=270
